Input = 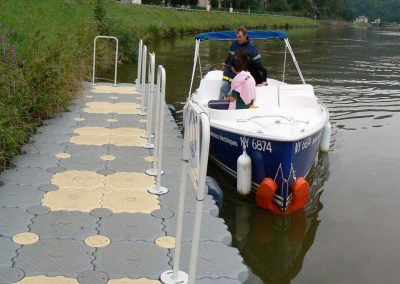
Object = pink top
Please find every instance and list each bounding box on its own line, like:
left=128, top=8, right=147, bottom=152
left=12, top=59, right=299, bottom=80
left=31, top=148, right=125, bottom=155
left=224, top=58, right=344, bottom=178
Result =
left=228, top=71, right=256, bottom=110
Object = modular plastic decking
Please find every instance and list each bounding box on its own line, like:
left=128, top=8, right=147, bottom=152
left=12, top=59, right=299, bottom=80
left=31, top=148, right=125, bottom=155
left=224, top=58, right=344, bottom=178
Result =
left=0, top=83, right=248, bottom=284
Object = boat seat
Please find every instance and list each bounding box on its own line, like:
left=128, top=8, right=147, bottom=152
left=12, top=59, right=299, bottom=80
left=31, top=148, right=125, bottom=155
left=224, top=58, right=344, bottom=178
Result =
left=208, top=100, right=229, bottom=110
left=278, top=84, right=318, bottom=108
left=197, top=71, right=224, bottom=104
left=253, top=86, right=279, bottom=108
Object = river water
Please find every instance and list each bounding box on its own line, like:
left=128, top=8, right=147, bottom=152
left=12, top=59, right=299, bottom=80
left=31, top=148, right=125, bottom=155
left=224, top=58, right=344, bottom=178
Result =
left=113, top=26, right=400, bottom=283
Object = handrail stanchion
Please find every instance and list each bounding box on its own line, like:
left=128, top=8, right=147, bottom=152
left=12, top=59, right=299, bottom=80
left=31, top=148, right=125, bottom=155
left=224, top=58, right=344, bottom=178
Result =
left=160, top=102, right=210, bottom=284
left=92, top=36, right=119, bottom=86
left=136, top=39, right=143, bottom=87
left=142, top=52, right=155, bottom=149
left=188, top=112, right=210, bottom=283
left=147, top=66, right=168, bottom=195
left=139, top=45, right=147, bottom=115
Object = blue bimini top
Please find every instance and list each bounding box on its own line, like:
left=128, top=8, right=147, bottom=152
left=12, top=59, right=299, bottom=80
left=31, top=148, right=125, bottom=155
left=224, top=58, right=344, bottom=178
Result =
left=195, top=30, right=288, bottom=41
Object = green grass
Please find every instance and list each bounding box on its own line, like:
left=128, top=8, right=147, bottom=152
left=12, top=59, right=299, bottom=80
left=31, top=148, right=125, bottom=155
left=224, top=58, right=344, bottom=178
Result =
left=0, top=0, right=318, bottom=169
left=106, top=4, right=319, bottom=41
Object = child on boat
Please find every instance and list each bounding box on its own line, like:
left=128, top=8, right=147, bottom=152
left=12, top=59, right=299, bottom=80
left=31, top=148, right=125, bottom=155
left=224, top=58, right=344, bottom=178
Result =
left=225, top=51, right=257, bottom=110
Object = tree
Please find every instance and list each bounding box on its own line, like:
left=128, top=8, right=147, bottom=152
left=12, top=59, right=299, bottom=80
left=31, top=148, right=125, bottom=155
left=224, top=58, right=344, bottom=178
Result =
left=211, top=0, right=219, bottom=9
left=268, top=0, right=290, bottom=11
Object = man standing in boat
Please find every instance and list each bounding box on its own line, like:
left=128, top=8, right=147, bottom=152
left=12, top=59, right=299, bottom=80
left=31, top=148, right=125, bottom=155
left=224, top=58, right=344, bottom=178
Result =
left=219, top=26, right=268, bottom=99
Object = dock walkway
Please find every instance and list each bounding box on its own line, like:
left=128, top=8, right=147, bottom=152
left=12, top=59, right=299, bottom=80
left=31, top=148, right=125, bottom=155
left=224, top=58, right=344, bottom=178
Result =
left=0, top=82, right=248, bottom=283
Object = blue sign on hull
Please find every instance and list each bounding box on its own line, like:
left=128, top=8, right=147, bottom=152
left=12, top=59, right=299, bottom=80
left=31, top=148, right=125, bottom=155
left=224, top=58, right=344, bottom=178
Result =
left=209, top=127, right=322, bottom=209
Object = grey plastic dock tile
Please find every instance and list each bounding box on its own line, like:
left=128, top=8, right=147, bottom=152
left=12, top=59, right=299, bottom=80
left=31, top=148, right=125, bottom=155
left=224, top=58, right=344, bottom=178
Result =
left=20, top=142, right=68, bottom=156
left=0, top=268, right=25, bottom=283
left=11, top=154, right=59, bottom=169
left=66, top=145, right=110, bottom=157
left=159, top=190, right=219, bottom=217
left=110, top=121, right=144, bottom=128
left=163, top=212, right=231, bottom=245
left=60, top=158, right=106, bottom=171
left=77, top=270, right=109, bottom=284
left=0, top=185, right=44, bottom=208
left=14, top=239, right=94, bottom=278
left=107, top=160, right=150, bottom=173
left=94, top=241, right=169, bottom=279
left=99, top=213, right=162, bottom=242
left=0, top=237, right=21, bottom=266
left=0, top=208, right=33, bottom=237
left=75, top=120, right=112, bottom=128
left=169, top=242, right=248, bottom=283
left=0, top=167, right=53, bottom=186
left=30, top=211, right=98, bottom=241
left=26, top=205, right=50, bottom=215
left=107, top=147, right=150, bottom=160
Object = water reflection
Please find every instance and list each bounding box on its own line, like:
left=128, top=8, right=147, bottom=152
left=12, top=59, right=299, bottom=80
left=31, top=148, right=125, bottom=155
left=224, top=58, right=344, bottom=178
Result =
left=218, top=153, right=330, bottom=283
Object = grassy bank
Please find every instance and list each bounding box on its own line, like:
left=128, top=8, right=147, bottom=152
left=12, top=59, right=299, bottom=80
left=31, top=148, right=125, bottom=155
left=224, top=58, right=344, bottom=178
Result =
left=106, top=4, right=319, bottom=41
left=0, top=0, right=318, bottom=169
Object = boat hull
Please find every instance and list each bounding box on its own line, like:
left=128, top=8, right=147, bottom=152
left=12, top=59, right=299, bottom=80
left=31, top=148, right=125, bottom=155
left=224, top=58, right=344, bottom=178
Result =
left=209, top=126, right=323, bottom=210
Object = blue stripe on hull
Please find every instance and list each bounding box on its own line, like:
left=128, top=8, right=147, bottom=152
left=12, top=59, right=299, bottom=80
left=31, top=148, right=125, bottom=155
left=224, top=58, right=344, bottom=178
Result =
left=209, top=127, right=322, bottom=209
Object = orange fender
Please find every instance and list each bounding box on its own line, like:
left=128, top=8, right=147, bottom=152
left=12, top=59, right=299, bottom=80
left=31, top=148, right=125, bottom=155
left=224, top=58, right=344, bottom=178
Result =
left=256, top=178, right=278, bottom=211
left=289, top=177, right=310, bottom=212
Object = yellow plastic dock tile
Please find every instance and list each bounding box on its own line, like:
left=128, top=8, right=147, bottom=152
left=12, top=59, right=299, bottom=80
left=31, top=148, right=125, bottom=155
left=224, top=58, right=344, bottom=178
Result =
left=70, top=134, right=109, bottom=146
left=12, top=232, right=40, bottom=245
left=155, top=236, right=176, bottom=249
left=106, top=118, right=118, bottom=123
left=102, top=190, right=159, bottom=213
left=113, top=103, right=140, bottom=115
left=111, top=128, right=144, bottom=137
left=84, top=102, right=140, bottom=115
left=52, top=170, right=105, bottom=189
left=92, top=86, right=138, bottom=94
left=16, top=275, right=79, bottom=283
left=144, top=156, right=154, bottom=162
left=100, top=154, right=116, bottom=161
left=109, top=136, right=146, bottom=147
left=84, top=102, right=114, bottom=113
left=42, top=189, right=102, bottom=212
left=85, top=235, right=111, bottom=248
left=75, top=127, right=111, bottom=136
left=108, top=278, right=161, bottom=284
left=55, top=153, right=71, bottom=159
left=106, top=172, right=154, bottom=190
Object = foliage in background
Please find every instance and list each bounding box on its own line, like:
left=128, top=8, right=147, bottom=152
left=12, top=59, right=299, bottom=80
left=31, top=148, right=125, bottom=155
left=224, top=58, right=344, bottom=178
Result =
left=345, top=0, right=400, bottom=23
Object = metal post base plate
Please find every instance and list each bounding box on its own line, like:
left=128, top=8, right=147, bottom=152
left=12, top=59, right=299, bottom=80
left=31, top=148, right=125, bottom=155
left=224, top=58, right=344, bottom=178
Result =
left=148, top=186, right=169, bottom=195
left=140, top=134, right=155, bottom=139
left=160, top=270, right=188, bottom=284
left=142, top=143, right=154, bottom=149
left=145, top=168, right=164, bottom=176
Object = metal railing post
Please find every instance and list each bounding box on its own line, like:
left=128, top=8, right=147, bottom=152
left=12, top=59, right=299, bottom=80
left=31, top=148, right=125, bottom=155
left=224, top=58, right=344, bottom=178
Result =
left=139, top=45, right=148, bottom=115
left=92, top=36, right=119, bottom=86
left=147, top=66, right=168, bottom=195
left=160, top=104, right=210, bottom=284
left=142, top=52, right=155, bottom=149
left=136, top=39, right=143, bottom=86
left=188, top=112, right=210, bottom=284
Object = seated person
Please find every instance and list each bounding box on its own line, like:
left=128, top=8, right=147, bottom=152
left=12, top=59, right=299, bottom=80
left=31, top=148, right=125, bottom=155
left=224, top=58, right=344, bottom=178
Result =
left=219, top=26, right=268, bottom=99
left=225, top=54, right=256, bottom=110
